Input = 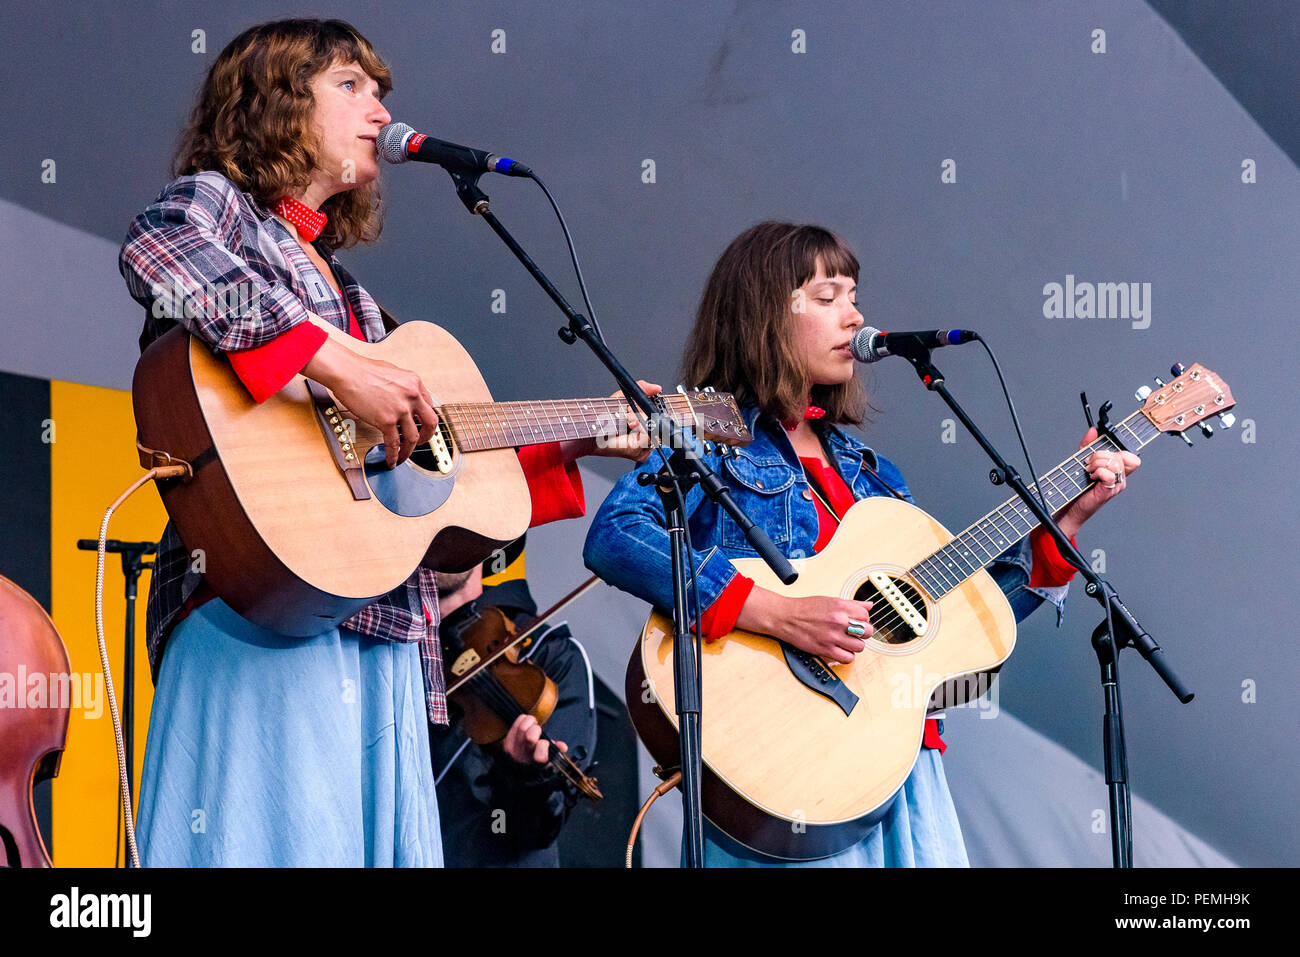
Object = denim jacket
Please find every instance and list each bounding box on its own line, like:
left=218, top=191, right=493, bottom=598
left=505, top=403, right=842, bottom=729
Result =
left=583, top=405, right=1068, bottom=628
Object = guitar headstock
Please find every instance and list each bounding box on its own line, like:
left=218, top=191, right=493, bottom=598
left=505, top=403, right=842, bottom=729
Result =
left=660, top=387, right=753, bottom=448
left=1138, top=363, right=1235, bottom=439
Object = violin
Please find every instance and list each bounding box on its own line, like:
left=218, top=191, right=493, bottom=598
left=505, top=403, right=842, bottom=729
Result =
left=0, top=574, right=72, bottom=867
left=443, top=578, right=603, bottom=802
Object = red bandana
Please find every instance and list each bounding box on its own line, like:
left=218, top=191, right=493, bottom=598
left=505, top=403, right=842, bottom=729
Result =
left=781, top=406, right=826, bottom=431
left=274, top=196, right=327, bottom=241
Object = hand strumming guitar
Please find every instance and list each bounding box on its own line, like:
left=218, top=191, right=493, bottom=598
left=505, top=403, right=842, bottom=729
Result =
left=737, top=591, right=876, bottom=664
left=302, top=334, right=437, bottom=469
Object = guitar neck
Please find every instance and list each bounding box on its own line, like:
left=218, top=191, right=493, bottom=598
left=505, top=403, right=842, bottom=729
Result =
left=440, top=395, right=697, bottom=452
left=908, top=410, right=1161, bottom=599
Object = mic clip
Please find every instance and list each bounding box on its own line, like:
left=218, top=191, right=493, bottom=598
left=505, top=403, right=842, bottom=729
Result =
left=450, top=170, right=490, bottom=215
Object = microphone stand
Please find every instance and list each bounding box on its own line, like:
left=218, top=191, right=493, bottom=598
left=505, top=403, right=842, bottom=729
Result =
left=894, top=347, right=1191, bottom=868
left=443, top=169, right=797, bottom=867
left=76, top=537, right=155, bottom=861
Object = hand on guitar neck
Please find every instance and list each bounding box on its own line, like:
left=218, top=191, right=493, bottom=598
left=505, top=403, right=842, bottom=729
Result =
left=554, top=380, right=663, bottom=466
left=1055, top=427, right=1142, bottom=538
left=302, top=334, right=438, bottom=468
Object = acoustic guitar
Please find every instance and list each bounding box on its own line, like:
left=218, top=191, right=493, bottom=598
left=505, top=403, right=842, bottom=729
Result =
left=627, top=362, right=1235, bottom=860
left=132, top=314, right=751, bottom=636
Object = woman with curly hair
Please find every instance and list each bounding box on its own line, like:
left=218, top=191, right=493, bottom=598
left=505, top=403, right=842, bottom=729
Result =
left=120, top=18, right=639, bottom=867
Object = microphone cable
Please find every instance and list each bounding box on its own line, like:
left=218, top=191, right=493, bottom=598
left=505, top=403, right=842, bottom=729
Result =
left=524, top=172, right=608, bottom=345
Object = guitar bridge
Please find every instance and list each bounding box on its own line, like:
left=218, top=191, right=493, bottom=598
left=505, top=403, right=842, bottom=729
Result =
left=780, top=642, right=858, bottom=716
left=305, top=380, right=370, bottom=501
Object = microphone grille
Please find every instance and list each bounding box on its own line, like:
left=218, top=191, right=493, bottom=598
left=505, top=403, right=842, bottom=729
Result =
left=378, top=122, right=416, bottom=164
left=850, top=326, right=883, bottom=363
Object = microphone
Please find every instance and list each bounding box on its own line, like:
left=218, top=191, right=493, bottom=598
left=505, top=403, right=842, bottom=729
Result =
left=850, top=326, right=977, bottom=363
left=377, top=122, right=532, bottom=177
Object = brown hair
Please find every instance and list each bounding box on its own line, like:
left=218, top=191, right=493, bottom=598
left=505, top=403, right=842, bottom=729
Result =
left=173, top=18, right=392, bottom=249
left=681, top=222, right=868, bottom=424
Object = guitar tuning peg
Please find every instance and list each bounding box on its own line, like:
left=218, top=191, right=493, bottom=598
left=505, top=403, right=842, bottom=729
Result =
left=703, top=385, right=716, bottom=393
left=703, top=440, right=715, bottom=454
left=1135, top=385, right=1152, bottom=401
left=718, top=444, right=732, bottom=457
left=1175, top=430, right=1194, bottom=447
left=1199, top=422, right=1214, bottom=438
left=675, top=384, right=687, bottom=394
left=1153, top=376, right=1166, bottom=388
left=1217, top=412, right=1235, bottom=429
left=1170, top=363, right=1186, bottom=377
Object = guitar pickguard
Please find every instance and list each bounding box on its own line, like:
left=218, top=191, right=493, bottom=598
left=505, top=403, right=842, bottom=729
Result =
left=363, top=444, right=457, bottom=517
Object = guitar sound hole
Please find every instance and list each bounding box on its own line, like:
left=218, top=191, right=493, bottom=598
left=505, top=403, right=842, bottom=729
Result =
left=408, top=421, right=456, bottom=473
left=853, top=576, right=927, bottom=645
left=409, top=443, right=440, bottom=470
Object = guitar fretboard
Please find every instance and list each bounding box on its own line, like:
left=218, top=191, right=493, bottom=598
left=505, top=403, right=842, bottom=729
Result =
left=440, top=395, right=696, bottom=452
left=907, top=411, right=1159, bottom=600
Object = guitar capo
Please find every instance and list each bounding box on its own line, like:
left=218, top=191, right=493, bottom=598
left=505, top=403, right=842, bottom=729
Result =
left=1080, top=392, right=1127, bottom=452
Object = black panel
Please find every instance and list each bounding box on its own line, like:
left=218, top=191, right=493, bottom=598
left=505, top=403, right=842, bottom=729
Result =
left=557, top=675, right=643, bottom=868
left=1148, top=0, right=1300, bottom=167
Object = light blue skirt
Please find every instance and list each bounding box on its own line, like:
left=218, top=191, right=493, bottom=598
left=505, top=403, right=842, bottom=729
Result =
left=698, top=748, right=970, bottom=867
left=135, top=599, right=442, bottom=867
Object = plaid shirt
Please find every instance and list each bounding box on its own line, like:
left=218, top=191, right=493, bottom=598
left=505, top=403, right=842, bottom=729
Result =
left=120, top=171, right=448, bottom=724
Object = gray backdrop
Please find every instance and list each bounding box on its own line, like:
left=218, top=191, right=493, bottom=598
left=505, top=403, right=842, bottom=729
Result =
left=2, top=1, right=1294, bottom=866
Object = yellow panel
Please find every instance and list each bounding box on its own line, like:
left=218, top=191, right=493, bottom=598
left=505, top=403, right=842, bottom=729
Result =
left=50, top=380, right=166, bottom=867
left=482, top=550, right=526, bottom=587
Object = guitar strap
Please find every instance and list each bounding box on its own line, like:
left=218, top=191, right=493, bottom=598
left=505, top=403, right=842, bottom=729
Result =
left=376, top=302, right=402, bottom=334
left=806, top=431, right=910, bottom=522
left=321, top=252, right=401, bottom=334
left=859, top=460, right=910, bottom=503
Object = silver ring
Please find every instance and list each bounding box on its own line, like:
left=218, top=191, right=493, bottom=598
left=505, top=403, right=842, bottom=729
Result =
left=845, top=619, right=868, bottom=638
left=1103, top=482, right=1117, bottom=490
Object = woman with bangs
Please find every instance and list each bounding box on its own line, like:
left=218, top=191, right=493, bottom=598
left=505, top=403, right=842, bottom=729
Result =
left=120, top=18, right=641, bottom=867
left=583, top=221, right=1139, bottom=867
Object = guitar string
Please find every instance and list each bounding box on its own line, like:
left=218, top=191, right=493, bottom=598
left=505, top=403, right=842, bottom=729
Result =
left=881, top=434, right=1135, bottom=632
left=441, top=398, right=606, bottom=446
left=889, top=435, right=1145, bottom=635
left=443, top=394, right=695, bottom=436
left=444, top=395, right=697, bottom=422
left=842, top=420, right=1153, bottom=639
left=439, top=395, right=711, bottom=451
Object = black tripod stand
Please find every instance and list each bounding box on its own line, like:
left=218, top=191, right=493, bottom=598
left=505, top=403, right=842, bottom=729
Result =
left=77, top=537, right=155, bottom=865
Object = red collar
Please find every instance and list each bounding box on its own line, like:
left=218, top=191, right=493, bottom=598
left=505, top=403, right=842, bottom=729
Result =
left=274, top=196, right=327, bottom=241
left=781, top=406, right=826, bottom=431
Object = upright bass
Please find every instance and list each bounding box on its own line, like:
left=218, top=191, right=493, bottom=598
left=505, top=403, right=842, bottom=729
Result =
left=0, top=574, right=72, bottom=867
